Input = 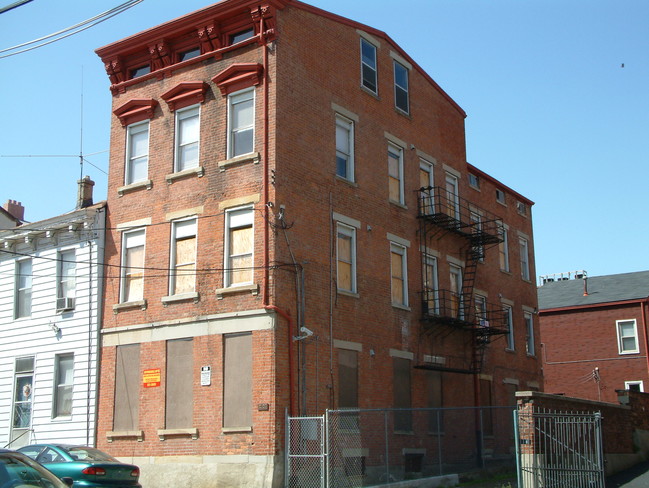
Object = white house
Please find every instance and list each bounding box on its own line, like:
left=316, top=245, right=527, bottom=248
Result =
left=0, top=178, right=105, bottom=448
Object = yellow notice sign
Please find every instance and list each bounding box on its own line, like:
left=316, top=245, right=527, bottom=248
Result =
left=142, top=368, right=161, bottom=388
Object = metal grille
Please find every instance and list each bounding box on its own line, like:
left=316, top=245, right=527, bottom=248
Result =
left=286, top=416, right=325, bottom=488
left=515, top=409, right=604, bottom=488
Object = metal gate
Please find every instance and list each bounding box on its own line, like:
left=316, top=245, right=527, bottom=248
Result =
left=286, top=415, right=325, bottom=488
left=515, top=408, right=605, bottom=488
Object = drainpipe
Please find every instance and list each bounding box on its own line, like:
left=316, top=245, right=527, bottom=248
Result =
left=642, top=298, right=649, bottom=379
left=266, top=305, right=296, bottom=416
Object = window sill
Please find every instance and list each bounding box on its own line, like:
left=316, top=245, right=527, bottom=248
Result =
left=337, top=290, right=360, bottom=299
left=222, top=426, right=253, bottom=434
left=166, top=165, right=205, bottom=184
left=389, top=200, right=408, bottom=210
left=335, top=175, right=357, bottom=186
left=392, top=303, right=412, bottom=312
left=360, top=85, right=380, bottom=100
left=117, top=179, right=153, bottom=196
left=218, top=152, right=260, bottom=171
left=394, top=106, right=411, bottom=118
left=106, top=430, right=144, bottom=443
left=216, top=283, right=259, bottom=299
left=113, top=299, right=147, bottom=314
left=505, top=348, right=516, bottom=354
left=158, top=428, right=198, bottom=441
left=162, top=292, right=200, bottom=306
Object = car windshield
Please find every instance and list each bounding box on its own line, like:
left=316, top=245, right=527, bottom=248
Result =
left=64, top=447, right=117, bottom=463
left=0, top=453, right=68, bottom=488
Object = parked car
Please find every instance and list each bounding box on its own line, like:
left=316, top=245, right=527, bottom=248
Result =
left=0, top=448, right=73, bottom=487
left=17, top=445, right=141, bottom=488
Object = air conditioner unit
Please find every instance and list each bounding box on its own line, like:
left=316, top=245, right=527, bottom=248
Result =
left=56, top=297, right=75, bottom=312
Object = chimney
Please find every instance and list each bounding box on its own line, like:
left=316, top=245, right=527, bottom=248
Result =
left=583, top=277, right=588, bottom=296
left=77, top=176, right=95, bottom=209
left=3, top=200, right=25, bottom=222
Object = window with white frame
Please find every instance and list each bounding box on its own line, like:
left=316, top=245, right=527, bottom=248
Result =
left=504, top=305, right=514, bottom=350
left=524, top=311, right=535, bottom=356
left=120, top=229, right=145, bottom=303
left=12, top=357, right=34, bottom=431
left=227, top=89, right=254, bottom=158
left=390, top=242, right=408, bottom=307
left=174, top=105, right=200, bottom=172
left=360, top=38, right=377, bottom=93
left=499, top=224, right=510, bottom=272
left=475, top=295, right=488, bottom=327
left=625, top=381, right=644, bottom=392
left=125, top=121, right=149, bottom=185
left=470, top=211, right=484, bottom=260
left=337, top=223, right=356, bottom=293
left=225, top=207, right=253, bottom=286
left=449, top=264, right=463, bottom=319
left=388, top=143, right=404, bottom=204
left=519, top=237, right=530, bottom=281
left=423, top=255, right=438, bottom=315
left=57, top=250, right=76, bottom=300
left=15, top=259, right=32, bottom=319
left=53, top=354, right=74, bottom=418
left=617, top=319, right=639, bottom=354
left=444, top=173, right=460, bottom=219
left=419, top=159, right=434, bottom=214
left=170, top=219, right=197, bottom=295
left=393, top=61, right=409, bottom=113
left=336, top=114, right=354, bottom=181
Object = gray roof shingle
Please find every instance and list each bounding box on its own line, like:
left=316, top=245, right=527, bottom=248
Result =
left=538, top=270, right=649, bottom=310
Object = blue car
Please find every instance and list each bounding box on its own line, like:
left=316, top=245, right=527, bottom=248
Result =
left=0, top=448, right=73, bottom=487
left=17, top=444, right=141, bottom=488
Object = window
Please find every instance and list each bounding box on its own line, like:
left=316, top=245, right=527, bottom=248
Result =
left=170, top=219, right=197, bottom=295
left=227, top=89, right=254, bottom=158
left=519, top=237, right=530, bottom=281
left=475, top=295, right=488, bottom=327
left=625, top=381, right=644, bottom=392
left=393, top=357, right=412, bottom=432
left=423, top=255, right=439, bottom=315
left=178, top=47, right=200, bottom=61
left=338, top=349, right=359, bottom=430
left=470, top=211, right=484, bottom=260
left=388, top=143, right=404, bottom=204
left=57, top=250, right=76, bottom=309
left=130, top=65, right=150, bottom=79
left=15, top=259, right=32, bottom=318
left=517, top=201, right=528, bottom=216
left=337, top=223, right=356, bottom=293
left=120, top=229, right=145, bottom=303
left=230, top=28, right=254, bottom=44
left=393, top=61, right=409, bottom=113
left=174, top=105, right=200, bottom=172
left=225, top=207, right=253, bottom=287
left=449, top=264, right=463, bottom=319
left=360, top=38, right=377, bottom=93
left=496, top=189, right=506, bottom=204
left=419, top=160, right=434, bottom=214
left=12, top=357, right=34, bottom=433
left=390, top=243, right=408, bottom=307
left=114, top=344, right=140, bottom=431
left=335, top=114, right=354, bottom=181
left=224, top=333, right=252, bottom=429
left=444, top=173, right=460, bottom=219
left=499, top=225, right=510, bottom=272
left=125, top=121, right=149, bottom=185
left=427, top=370, right=443, bottom=433
left=166, top=339, right=193, bottom=429
left=524, top=311, right=535, bottom=356
left=617, top=319, right=639, bottom=354
left=504, top=305, right=514, bottom=350
left=468, top=173, right=480, bottom=189
left=53, top=354, right=74, bottom=418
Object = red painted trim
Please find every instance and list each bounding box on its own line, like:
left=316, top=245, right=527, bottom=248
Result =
left=160, top=81, right=208, bottom=111
left=212, top=63, right=264, bottom=96
left=113, top=98, right=158, bottom=127
left=467, top=162, right=534, bottom=206
left=539, top=297, right=648, bottom=314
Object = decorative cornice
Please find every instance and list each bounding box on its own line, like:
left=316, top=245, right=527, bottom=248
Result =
left=148, top=39, right=172, bottom=73
left=212, top=63, right=264, bottom=96
left=160, top=81, right=209, bottom=111
left=113, top=98, right=158, bottom=127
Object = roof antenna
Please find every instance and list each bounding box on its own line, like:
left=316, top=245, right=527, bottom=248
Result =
left=79, top=66, right=84, bottom=180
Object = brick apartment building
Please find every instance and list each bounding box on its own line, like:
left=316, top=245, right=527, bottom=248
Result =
left=95, top=0, right=541, bottom=485
left=539, top=270, right=649, bottom=403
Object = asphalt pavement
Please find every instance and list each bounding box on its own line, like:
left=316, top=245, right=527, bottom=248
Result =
left=606, top=461, right=649, bottom=488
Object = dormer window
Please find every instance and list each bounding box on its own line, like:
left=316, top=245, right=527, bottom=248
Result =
left=178, top=48, right=201, bottom=62
left=230, top=28, right=254, bottom=45
left=130, top=65, right=151, bottom=79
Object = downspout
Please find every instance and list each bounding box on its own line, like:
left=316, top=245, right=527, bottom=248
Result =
left=642, top=298, right=649, bottom=379
left=473, top=364, right=483, bottom=468
left=259, top=14, right=296, bottom=417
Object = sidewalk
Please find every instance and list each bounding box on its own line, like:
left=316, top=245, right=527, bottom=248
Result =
left=606, top=461, right=649, bottom=487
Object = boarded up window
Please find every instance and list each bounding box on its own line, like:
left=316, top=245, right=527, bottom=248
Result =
left=479, top=378, right=493, bottom=436
left=427, top=370, right=443, bottom=433
left=224, top=333, right=252, bottom=429
left=390, top=244, right=406, bottom=305
left=122, top=230, right=145, bottom=303
left=114, top=344, right=140, bottom=431
left=166, top=338, right=193, bottom=429
left=393, top=357, right=412, bottom=432
left=171, top=219, right=196, bottom=295
left=336, top=224, right=355, bottom=293
left=226, top=208, right=253, bottom=286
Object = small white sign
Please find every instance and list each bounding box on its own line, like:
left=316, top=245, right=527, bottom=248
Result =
left=201, top=366, right=211, bottom=386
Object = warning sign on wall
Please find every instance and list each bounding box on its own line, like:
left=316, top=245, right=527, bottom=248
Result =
left=142, top=368, right=161, bottom=388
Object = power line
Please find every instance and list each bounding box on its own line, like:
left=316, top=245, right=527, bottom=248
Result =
left=0, top=0, right=33, bottom=16
left=0, top=0, right=143, bottom=59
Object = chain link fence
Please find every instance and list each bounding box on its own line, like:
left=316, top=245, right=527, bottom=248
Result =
left=286, top=406, right=516, bottom=488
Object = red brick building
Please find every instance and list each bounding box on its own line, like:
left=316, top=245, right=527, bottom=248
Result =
left=95, top=0, right=541, bottom=485
left=538, top=271, right=649, bottom=404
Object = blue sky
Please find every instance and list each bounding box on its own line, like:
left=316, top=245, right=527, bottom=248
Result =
left=1, top=0, right=647, bottom=281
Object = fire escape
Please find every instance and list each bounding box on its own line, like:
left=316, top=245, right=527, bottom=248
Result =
left=415, top=186, right=509, bottom=374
